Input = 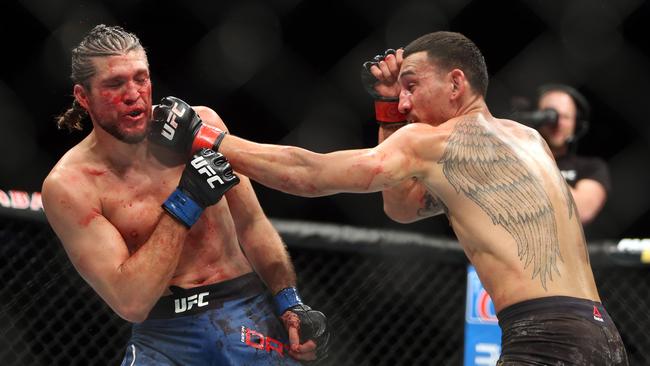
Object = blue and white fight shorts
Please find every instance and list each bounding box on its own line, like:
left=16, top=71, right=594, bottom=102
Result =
left=120, top=272, right=302, bottom=366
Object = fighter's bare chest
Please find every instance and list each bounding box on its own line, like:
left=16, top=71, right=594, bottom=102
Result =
left=97, top=168, right=181, bottom=248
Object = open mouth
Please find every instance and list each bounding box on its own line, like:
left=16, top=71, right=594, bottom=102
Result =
left=126, top=109, right=145, bottom=118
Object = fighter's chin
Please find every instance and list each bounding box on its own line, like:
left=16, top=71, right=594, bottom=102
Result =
left=99, top=123, right=148, bottom=144
left=119, top=131, right=148, bottom=144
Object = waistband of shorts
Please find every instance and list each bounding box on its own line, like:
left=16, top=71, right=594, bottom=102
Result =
left=497, top=296, right=607, bottom=326
left=146, top=272, right=266, bottom=320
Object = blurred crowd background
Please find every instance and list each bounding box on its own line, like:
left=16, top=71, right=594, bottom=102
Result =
left=1, top=0, right=648, bottom=240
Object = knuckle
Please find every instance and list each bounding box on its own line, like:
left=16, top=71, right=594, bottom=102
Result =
left=362, top=61, right=375, bottom=70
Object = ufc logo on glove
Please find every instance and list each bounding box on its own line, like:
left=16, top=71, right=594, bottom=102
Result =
left=161, top=101, right=187, bottom=140
left=191, top=154, right=225, bottom=187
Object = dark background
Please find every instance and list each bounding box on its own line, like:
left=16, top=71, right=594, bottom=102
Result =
left=1, top=0, right=649, bottom=240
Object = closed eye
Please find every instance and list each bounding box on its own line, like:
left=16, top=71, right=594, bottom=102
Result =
left=103, top=79, right=124, bottom=88
left=135, top=75, right=150, bottom=85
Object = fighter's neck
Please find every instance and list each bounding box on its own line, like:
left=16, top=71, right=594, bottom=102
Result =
left=455, top=95, right=489, bottom=119
left=84, top=129, right=186, bottom=173
left=86, top=128, right=149, bottom=169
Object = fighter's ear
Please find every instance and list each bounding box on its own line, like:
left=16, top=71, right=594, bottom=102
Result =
left=73, top=84, right=90, bottom=110
left=449, top=69, right=465, bottom=99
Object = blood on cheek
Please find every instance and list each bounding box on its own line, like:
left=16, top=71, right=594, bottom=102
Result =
left=98, top=90, right=123, bottom=106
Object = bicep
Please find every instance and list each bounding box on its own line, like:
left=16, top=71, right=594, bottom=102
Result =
left=303, top=148, right=408, bottom=194
left=307, top=138, right=422, bottom=195
left=42, top=180, right=129, bottom=292
left=347, top=128, right=428, bottom=192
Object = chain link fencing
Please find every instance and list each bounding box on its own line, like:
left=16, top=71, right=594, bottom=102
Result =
left=0, top=215, right=648, bottom=365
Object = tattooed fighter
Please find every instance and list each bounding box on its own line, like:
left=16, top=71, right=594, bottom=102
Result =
left=151, top=31, right=627, bottom=365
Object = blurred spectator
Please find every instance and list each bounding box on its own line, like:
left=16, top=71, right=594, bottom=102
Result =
left=529, top=84, right=611, bottom=225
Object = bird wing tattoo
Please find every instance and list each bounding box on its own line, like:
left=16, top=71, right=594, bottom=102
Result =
left=439, top=117, right=562, bottom=290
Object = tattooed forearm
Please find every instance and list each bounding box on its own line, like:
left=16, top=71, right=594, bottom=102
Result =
left=417, top=192, right=447, bottom=217
left=439, top=116, right=563, bottom=290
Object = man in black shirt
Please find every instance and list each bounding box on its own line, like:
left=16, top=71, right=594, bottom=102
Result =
left=535, top=84, right=611, bottom=224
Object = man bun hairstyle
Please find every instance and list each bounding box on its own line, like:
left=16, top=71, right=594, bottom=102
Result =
left=56, top=24, right=146, bottom=131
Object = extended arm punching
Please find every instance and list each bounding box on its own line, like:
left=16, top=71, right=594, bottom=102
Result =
left=217, top=133, right=416, bottom=197
left=148, top=93, right=428, bottom=202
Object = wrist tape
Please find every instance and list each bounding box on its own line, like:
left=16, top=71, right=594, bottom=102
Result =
left=375, top=100, right=406, bottom=123
left=273, top=287, right=303, bottom=316
left=163, top=189, right=203, bottom=227
left=191, top=124, right=226, bottom=155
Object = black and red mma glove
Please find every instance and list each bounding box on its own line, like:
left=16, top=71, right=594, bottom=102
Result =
left=149, top=96, right=226, bottom=156
left=361, top=48, right=407, bottom=126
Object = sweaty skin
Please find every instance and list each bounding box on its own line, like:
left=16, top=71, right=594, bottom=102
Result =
left=44, top=39, right=318, bottom=362
left=43, top=108, right=254, bottom=318
left=42, top=51, right=294, bottom=325
left=216, top=50, right=600, bottom=312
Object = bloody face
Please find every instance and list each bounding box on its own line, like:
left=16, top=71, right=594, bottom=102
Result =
left=80, top=49, right=152, bottom=143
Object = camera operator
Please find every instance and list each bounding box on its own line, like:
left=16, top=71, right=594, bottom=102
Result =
left=514, top=84, right=611, bottom=225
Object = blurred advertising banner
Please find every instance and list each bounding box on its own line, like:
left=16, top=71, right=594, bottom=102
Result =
left=464, top=265, right=500, bottom=366
left=0, top=189, right=45, bottom=222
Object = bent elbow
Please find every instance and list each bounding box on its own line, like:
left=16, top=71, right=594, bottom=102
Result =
left=383, top=204, right=419, bottom=224
left=388, top=214, right=419, bottom=224
left=113, top=302, right=151, bottom=323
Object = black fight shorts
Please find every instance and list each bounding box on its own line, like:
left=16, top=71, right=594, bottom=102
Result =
left=497, top=296, right=628, bottom=366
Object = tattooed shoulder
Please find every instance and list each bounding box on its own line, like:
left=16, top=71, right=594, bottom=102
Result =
left=417, top=192, right=447, bottom=217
